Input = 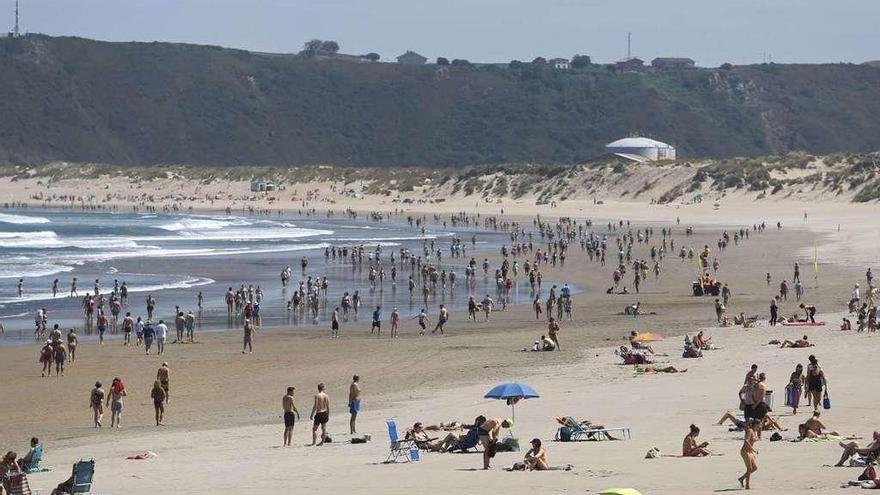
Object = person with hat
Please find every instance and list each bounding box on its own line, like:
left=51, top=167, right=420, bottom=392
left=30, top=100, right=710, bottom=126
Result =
left=90, top=381, right=105, bottom=428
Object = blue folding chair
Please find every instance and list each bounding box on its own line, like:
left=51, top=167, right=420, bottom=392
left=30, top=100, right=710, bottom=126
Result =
left=25, top=444, right=43, bottom=473
left=385, top=420, right=417, bottom=463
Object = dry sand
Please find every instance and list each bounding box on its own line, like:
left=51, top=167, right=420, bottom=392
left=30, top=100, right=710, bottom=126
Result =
left=1, top=174, right=878, bottom=494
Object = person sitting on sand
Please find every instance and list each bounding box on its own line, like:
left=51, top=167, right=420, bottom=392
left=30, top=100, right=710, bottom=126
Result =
left=541, top=335, right=556, bottom=351
left=836, top=431, right=880, bottom=466
left=619, top=346, right=651, bottom=365
left=692, top=331, right=713, bottom=350
left=16, top=438, right=41, bottom=471
left=683, top=424, right=712, bottom=457
left=798, top=411, right=838, bottom=438
left=780, top=335, right=814, bottom=348
left=629, top=331, right=655, bottom=354
left=624, top=302, right=641, bottom=316
left=840, top=318, right=852, bottom=331
left=683, top=335, right=702, bottom=358
left=523, top=438, right=548, bottom=471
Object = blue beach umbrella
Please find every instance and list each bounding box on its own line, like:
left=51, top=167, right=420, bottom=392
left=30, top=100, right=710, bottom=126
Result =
left=484, top=382, right=540, bottom=422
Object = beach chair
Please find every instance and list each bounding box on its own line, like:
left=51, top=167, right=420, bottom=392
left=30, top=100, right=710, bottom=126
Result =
left=448, top=427, right=482, bottom=453
left=385, top=420, right=417, bottom=463
left=25, top=445, right=43, bottom=474
left=53, top=459, right=95, bottom=494
left=558, top=417, right=632, bottom=441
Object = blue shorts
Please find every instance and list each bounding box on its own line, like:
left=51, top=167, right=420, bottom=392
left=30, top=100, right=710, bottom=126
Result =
left=349, top=399, right=361, bottom=415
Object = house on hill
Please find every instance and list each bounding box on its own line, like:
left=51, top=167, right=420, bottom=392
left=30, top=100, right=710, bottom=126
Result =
left=396, top=51, right=427, bottom=65
left=616, top=57, right=644, bottom=71
left=550, top=58, right=570, bottom=70
left=652, top=57, right=696, bottom=69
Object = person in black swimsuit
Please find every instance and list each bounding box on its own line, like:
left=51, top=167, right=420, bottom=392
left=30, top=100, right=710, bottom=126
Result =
left=805, top=355, right=826, bottom=412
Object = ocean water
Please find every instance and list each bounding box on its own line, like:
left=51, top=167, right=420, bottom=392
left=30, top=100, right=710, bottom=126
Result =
left=0, top=209, right=542, bottom=340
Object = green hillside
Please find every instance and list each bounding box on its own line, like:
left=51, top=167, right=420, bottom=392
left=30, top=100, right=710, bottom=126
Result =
left=1, top=35, right=879, bottom=166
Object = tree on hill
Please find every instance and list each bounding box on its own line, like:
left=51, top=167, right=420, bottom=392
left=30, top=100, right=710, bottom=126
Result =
left=571, top=54, right=592, bottom=68
left=532, top=56, right=547, bottom=65
left=300, top=39, right=340, bottom=56
left=436, top=57, right=450, bottom=66
left=509, top=60, right=525, bottom=69
left=451, top=59, right=471, bottom=67
left=320, top=40, right=340, bottom=54
left=362, top=52, right=380, bottom=62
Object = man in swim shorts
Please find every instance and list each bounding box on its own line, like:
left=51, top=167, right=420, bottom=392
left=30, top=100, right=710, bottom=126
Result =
left=282, top=387, right=300, bottom=447
left=349, top=375, right=361, bottom=434
left=157, top=362, right=170, bottom=403
left=310, top=383, right=330, bottom=446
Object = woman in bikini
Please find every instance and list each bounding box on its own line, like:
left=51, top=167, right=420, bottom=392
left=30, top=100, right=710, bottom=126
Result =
left=682, top=424, right=712, bottom=456
left=738, top=419, right=760, bottom=489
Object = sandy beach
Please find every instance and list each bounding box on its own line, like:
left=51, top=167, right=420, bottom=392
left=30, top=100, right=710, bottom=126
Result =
left=1, top=172, right=877, bottom=494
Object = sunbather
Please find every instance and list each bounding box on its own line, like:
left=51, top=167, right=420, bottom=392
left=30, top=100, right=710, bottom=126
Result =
left=836, top=431, right=880, bottom=467
left=717, top=411, right=783, bottom=432
left=692, top=331, right=713, bottom=350
left=683, top=424, right=712, bottom=457
left=780, top=335, right=813, bottom=348
left=801, top=411, right=838, bottom=437
left=555, top=416, right=619, bottom=440
left=638, top=364, right=686, bottom=373
left=407, top=422, right=461, bottom=451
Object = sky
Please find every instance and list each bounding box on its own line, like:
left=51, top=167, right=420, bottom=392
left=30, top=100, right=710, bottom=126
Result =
left=4, top=0, right=879, bottom=66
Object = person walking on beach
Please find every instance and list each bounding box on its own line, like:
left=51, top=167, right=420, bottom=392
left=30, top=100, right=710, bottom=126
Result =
left=106, top=377, right=126, bottom=428
left=769, top=299, right=778, bottom=326
left=89, top=381, right=105, bottom=428
left=143, top=320, right=155, bottom=354
left=331, top=307, right=340, bottom=338
left=157, top=362, right=170, bottom=404
left=309, top=383, right=330, bottom=446
left=349, top=375, right=361, bottom=434
left=432, top=305, right=448, bottom=334
left=70, top=277, right=78, bottom=297
left=390, top=308, right=400, bottom=338
left=185, top=310, right=195, bottom=342
left=370, top=306, right=382, bottom=336
left=714, top=299, right=725, bottom=323
left=793, top=262, right=800, bottom=283
left=738, top=419, right=759, bottom=489
left=122, top=312, right=133, bottom=345
left=242, top=319, right=254, bottom=353
left=805, top=355, right=827, bottom=412
left=282, top=387, right=300, bottom=447
left=67, top=328, right=77, bottom=363
left=155, top=320, right=168, bottom=355
left=151, top=380, right=166, bottom=426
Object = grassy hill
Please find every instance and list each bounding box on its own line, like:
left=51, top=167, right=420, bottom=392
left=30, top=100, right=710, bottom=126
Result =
left=1, top=35, right=880, bottom=166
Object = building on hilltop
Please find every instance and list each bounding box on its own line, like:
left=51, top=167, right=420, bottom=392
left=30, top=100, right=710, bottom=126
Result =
left=550, top=58, right=570, bottom=70
left=605, top=137, right=676, bottom=162
left=396, top=50, right=427, bottom=65
left=615, top=57, right=644, bottom=71
left=652, top=57, right=696, bottom=69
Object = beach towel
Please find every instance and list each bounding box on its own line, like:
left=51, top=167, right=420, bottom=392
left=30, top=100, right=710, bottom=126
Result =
left=632, top=332, right=664, bottom=342
left=600, top=489, right=643, bottom=495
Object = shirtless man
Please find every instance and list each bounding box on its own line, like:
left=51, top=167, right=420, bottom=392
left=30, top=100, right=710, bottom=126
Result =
left=349, top=375, right=361, bottom=434
left=106, top=377, right=127, bottom=428
left=89, top=381, right=105, bottom=428
left=547, top=318, right=560, bottom=351
left=432, top=305, right=448, bottom=335
left=157, top=363, right=170, bottom=404
left=309, top=383, right=330, bottom=446
left=122, top=312, right=134, bottom=346
left=282, top=387, right=300, bottom=447
left=390, top=308, right=400, bottom=338
left=800, top=411, right=838, bottom=438
left=478, top=417, right=512, bottom=469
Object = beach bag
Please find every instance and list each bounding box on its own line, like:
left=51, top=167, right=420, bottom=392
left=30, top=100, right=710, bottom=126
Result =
left=823, top=391, right=831, bottom=410
left=557, top=426, right=573, bottom=442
